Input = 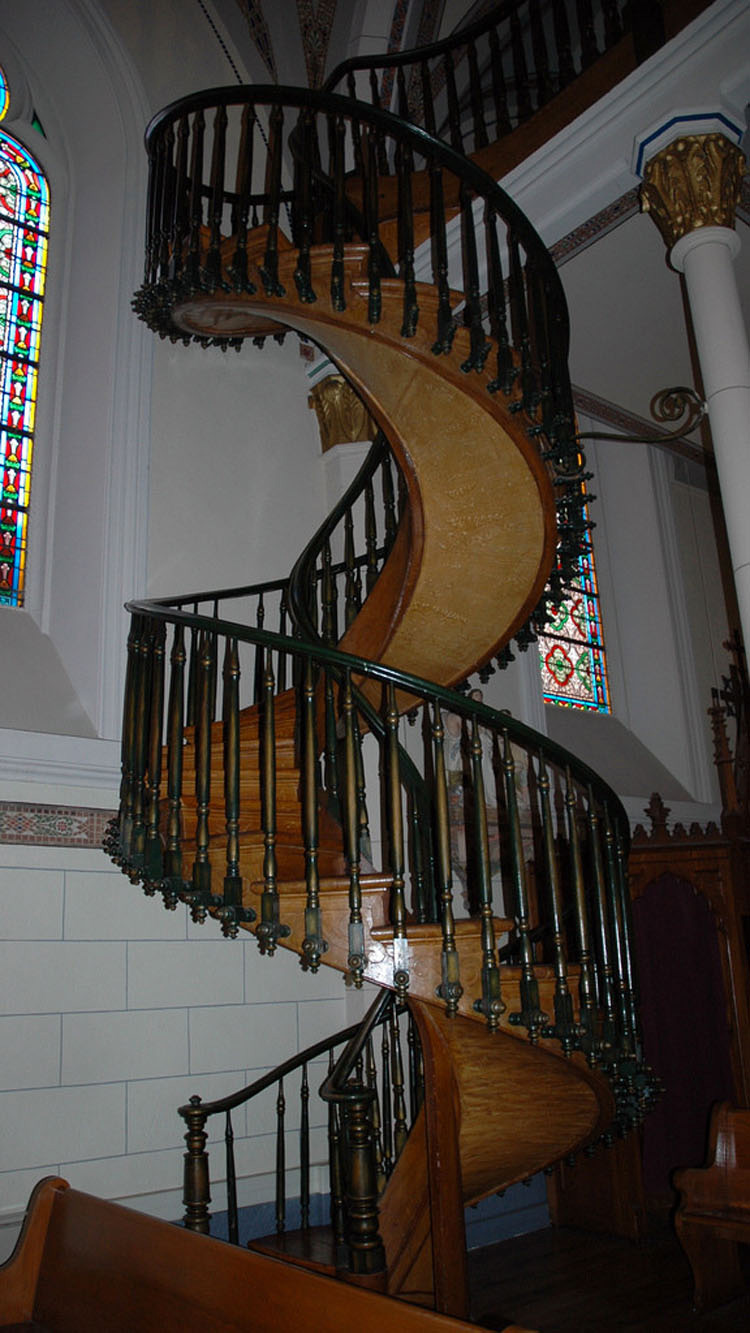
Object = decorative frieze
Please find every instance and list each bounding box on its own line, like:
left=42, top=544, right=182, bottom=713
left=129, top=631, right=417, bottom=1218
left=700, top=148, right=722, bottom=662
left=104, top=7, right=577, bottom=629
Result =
left=641, top=133, right=745, bottom=251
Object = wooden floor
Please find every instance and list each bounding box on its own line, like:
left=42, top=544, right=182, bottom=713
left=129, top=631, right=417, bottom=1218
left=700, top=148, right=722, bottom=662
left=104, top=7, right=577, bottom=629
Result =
left=468, top=1223, right=750, bottom=1332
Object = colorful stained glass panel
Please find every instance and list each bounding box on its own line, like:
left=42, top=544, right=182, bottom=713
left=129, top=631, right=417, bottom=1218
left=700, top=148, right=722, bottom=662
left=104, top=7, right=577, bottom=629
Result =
left=0, top=66, right=8, bottom=123
left=539, top=527, right=610, bottom=713
left=0, top=131, right=49, bottom=606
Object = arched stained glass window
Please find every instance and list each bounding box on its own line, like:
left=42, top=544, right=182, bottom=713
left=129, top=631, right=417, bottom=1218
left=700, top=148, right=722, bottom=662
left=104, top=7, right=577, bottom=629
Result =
left=538, top=503, right=611, bottom=713
left=0, top=69, right=49, bottom=607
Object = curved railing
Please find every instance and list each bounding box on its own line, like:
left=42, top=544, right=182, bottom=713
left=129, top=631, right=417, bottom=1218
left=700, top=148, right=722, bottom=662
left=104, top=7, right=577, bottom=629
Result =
left=325, top=1, right=651, bottom=158
left=179, top=990, right=421, bottom=1270
left=105, top=581, right=657, bottom=1136
left=133, top=82, right=589, bottom=610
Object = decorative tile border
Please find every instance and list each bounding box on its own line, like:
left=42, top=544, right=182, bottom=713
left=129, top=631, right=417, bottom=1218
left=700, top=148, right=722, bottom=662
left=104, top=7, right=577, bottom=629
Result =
left=0, top=803, right=116, bottom=848
left=550, top=188, right=641, bottom=266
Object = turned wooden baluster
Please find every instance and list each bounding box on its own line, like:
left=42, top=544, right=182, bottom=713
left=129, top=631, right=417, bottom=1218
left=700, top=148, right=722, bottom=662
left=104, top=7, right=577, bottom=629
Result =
left=505, top=733, right=547, bottom=1042
left=220, top=637, right=244, bottom=938
left=130, top=620, right=152, bottom=873
left=538, top=754, right=579, bottom=1054
left=119, top=614, right=141, bottom=861
left=225, top=1110, right=238, bottom=1245
left=293, top=105, right=316, bottom=304
left=144, top=620, right=166, bottom=887
left=184, top=108, right=204, bottom=292
left=429, top=156, right=454, bottom=355
left=385, top=682, right=409, bottom=999
left=276, top=1077, right=286, bottom=1234
left=260, top=103, right=285, bottom=297
left=257, top=651, right=289, bottom=954
left=229, top=104, right=256, bottom=293
left=189, top=631, right=214, bottom=920
left=471, top=716, right=504, bottom=1031
left=486, top=207, right=515, bottom=395
left=344, top=671, right=365, bottom=987
left=565, top=768, right=597, bottom=1060
left=169, top=113, right=189, bottom=286
left=163, top=624, right=185, bottom=898
left=329, top=112, right=347, bottom=311
left=433, top=701, right=463, bottom=1017
left=203, top=103, right=227, bottom=291
left=587, top=786, right=618, bottom=1057
left=363, top=128, right=381, bottom=325
left=390, top=1008, right=408, bottom=1160
left=300, top=1064, right=310, bottom=1229
left=301, top=656, right=327, bottom=971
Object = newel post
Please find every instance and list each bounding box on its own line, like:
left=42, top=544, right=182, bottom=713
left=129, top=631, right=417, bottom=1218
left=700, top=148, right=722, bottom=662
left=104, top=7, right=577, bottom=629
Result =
left=182, top=1094, right=211, bottom=1234
left=342, top=1085, right=386, bottom=1275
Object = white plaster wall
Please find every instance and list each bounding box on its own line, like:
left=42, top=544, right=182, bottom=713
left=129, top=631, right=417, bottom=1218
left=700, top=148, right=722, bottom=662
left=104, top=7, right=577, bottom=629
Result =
left=148, top=335, right=327, bottom=597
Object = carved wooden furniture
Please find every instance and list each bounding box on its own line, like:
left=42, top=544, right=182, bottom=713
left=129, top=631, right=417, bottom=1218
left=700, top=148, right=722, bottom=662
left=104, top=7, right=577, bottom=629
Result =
left=674, top=1102, right=750, bottom=1311
left=0, top=1177, right=533, bottom=1333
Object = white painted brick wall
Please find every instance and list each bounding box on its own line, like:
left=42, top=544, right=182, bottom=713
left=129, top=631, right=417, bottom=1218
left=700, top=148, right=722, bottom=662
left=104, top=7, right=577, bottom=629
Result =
left=0, top=841, right=351, bottom=1242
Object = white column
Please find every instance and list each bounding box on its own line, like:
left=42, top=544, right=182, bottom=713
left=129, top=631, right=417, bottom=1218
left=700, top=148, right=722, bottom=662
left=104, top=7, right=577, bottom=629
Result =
left=670, top=226, right=750, bottom=644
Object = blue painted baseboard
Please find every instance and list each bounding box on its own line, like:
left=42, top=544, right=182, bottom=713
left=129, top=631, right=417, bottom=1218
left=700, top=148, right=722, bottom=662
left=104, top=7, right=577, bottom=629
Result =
left=202, top=1174, right=549, bottom=1251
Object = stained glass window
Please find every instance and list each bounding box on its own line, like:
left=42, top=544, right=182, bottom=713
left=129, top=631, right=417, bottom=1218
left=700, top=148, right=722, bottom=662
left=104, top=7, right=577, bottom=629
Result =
left=0, top=115, right=49, bottom=606
left=538, top=516, right=610, bottom=713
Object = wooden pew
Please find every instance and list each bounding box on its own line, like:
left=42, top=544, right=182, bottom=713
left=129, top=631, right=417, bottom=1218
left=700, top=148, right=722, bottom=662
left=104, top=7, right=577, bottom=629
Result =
left=674, top=1102, right=750, bottom=1311
left=0, top=1177, right=535, bottom=1332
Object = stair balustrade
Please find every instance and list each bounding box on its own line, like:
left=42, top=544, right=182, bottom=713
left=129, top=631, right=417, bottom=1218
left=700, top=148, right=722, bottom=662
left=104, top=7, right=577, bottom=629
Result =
left=178, top=992, right=421, bottom=1267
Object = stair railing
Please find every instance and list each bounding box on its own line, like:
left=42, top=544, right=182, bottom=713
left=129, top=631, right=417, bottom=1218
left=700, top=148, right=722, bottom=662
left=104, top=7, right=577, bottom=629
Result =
left=106, top=593, right=656, bottom=1131
left=324, top=1, right=664, bottom=158
left=133, top=83, right=589, bottom=600
left=178, top=991, right=422, bottom=1264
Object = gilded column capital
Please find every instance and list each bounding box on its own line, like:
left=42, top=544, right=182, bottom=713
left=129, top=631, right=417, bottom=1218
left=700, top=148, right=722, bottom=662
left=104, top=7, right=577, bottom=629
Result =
left=641, top=133, right=745, bottom=251
left=308, top=374, right=376, bottom=452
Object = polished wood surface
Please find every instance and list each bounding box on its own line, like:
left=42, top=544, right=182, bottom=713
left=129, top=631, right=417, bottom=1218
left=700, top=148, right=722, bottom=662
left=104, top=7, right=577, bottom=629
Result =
left=468, top=1218, right=750, bottom=1332
left=0, top=1178, right=521, bottom=1333
left=674, top=1102, right=750, bottom=1312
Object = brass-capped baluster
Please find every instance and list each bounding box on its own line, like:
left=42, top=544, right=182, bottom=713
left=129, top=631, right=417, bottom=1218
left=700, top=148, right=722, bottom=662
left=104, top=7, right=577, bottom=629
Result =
left=119, top=615, right=140, bottom=862
left=208, top=603, right=219, bottom=723
left=353, top=709, right=371, bottom=863
left=144, top=619, right=166, bottom=889
left=602, top=804, right=633, bottom=1059
left=308, top=564, right=319, bottom=637
left=130, top=621, right=152, bottom=875
left=366, top=1037, right=385, bottom=1193
left=380, top=1018, right=393, bottom=1179
left=470, top=716, right=504, bottom=1031
left=614, top=818, right=639, bottom=1050
left=488, top=25, right=511, bottom=137
left=429, top=157, right=454, bottom=354
left=260, top=103, right=286, bottom=297
left=221, top=638, right=245, bottom=938
left=191, top=631, right=214, bottom=917
left=587, top=786, right=618, bottom=1057
left=407, top=1010, right=425, bottom=1118
left=186, top=610, right=199, bottom=727
left=347, top=72, right=363, bottom=175
left=156, top=122, right=174, bottom=283
left=330, top=112, right=346, bottom=312
left=504, top=733, right=547, bottom=1042
left=144, top=139, right=162, bottom=288
left=328, top=1050, right=346, bottom=1244
left=510, top=6, right=532, bottom=121
left=225, top=1110, right=238, bottom=1246
left=565, top=768, right=596, bottom=1060
left=275, top=1077, right=286, bottom=1234
left=529, top=0, right=553, bottom=108
left=467, top=39, right=489, bottom=150
left=390, top=1008, right=408, bottom=1161
left=277, top=589, right=288, bottom=693
left=229, top=103, right=257, bottom=294
left=510, top=237, right=538, bottom=418
left=381, top=456, right=397, bottom=554
left=443, top=52, right=463, bottom=154
left=364, top=474, right=378, bottom=593
left=344, top=672, right=366, bottom=987
left=321, top=539, right=337, bottom=645
left=184, top=108, right=205, bottom=293
left=322, top=665, right=340, bottom=816
left=537, top=754, right=579, bottom=1054
left=253, top=591, right=265, bottom=704
left=257, top=651, right=290, bottom=955
left=486, top=206, right=514, bottom=395
left=293, top=105, right=316, bottom=304
left=551, top=0, right=575, bottom=87
left=163, top=624, right=185, bottom=894
left=181, top=1095, right=211, bottom=1234
left=343, top=508, right=359, bottom=629
left=300, top=1063, right=310, bottom=1230
left=420, top=59, right=436, bottom=138
left=169, top=113, right=190, bottom=286
left=408, top=790, right=428, bottom=924
left=433, top=701, right=463, bottom=1017
left=363, top=128, right=381, bottom=325
left=576, top=0, right=599, bottom=68
left=301, top=656, right=327, bottom=971
left=385, top=683, right=409, bottom=1000
left=396, top=73, right=418, bottom=339
left=203, top=103, right=228, bottom=292
left=368, top=68, right=389, bottom=176
left=459, top=181, right=490, bottom=373
left=528, top=262, right=554, bottom=440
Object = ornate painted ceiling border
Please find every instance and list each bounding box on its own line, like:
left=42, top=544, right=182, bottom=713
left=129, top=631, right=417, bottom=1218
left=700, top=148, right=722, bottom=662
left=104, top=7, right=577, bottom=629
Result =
left=233, top=0, right=278, bottom=81
left=0, top=802, right=115, bottom=848
left=550, top=188, right=641, bottom=266
left=297, top=0, right=338, bottom=88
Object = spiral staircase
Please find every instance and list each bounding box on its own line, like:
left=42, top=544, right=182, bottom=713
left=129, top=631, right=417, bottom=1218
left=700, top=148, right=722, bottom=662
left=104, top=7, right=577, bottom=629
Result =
left=104, top=3, right=675, bottom=1323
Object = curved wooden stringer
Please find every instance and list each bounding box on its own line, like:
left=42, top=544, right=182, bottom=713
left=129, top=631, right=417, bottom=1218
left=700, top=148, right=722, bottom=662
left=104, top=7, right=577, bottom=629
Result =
left=110, top=82, right=651, bottom=1325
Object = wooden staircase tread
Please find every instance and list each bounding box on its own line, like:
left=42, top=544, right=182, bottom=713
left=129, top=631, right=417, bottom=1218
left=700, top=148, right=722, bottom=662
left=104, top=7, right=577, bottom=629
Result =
left=247, top=1225, right=340, bottom=1276
left=369, top=916, right=514, bottom=941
